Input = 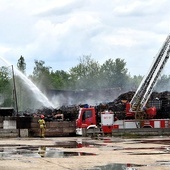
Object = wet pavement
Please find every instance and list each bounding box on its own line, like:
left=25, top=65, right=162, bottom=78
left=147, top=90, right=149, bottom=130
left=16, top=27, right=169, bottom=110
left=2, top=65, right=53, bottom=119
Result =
left=86, top=163, right=145, bottom=170
left=0, top=136, right=170, bottom=170
left=0, top=146, right=97, bottom=158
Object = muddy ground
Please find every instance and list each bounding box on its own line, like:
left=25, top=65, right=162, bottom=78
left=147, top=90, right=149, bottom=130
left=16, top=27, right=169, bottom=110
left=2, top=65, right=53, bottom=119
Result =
left=0, top=136, right=170, bottom=170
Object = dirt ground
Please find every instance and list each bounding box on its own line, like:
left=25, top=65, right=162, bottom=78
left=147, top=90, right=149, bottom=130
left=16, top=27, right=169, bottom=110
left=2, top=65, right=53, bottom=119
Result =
left=0, top=136, right=170, bottom=170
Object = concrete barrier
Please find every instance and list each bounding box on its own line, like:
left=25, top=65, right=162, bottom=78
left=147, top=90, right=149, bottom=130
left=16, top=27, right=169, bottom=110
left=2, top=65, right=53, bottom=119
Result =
left=0, top=129, right=18, bottom=137
left=112, top=128, right=170, bottom=136
left=20, top=129, right=28, bottom=137
left=3, top=120, right=16, bottom=129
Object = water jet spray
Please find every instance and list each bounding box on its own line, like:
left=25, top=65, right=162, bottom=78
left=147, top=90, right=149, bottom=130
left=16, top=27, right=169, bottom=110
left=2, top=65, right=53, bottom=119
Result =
left=0, top=57, right=55, bottom=109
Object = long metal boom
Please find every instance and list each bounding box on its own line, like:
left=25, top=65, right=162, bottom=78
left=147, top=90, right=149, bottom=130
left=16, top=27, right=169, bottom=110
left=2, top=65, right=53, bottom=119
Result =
left=130, top=34, right=170, bottom=112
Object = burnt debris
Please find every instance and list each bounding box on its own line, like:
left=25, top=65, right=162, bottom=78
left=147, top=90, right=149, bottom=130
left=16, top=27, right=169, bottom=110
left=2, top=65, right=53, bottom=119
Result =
left=18, top=91, right=170, bottom=121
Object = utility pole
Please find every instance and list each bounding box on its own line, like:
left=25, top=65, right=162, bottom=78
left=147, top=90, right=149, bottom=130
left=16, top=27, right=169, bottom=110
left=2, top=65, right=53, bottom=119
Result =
left=11, top=65, right=20, bottom=137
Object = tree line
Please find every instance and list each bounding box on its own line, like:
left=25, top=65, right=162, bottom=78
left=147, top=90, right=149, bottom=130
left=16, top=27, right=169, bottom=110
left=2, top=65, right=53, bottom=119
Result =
left=0, top=55, right=170, bottom=110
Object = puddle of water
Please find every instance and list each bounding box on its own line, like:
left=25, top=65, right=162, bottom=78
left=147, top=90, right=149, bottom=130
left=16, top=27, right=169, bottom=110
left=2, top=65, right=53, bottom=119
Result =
left=0, top=146, right=97, bottom=159
left=55, top=140, right=105, bottom=148
left=121, top=145, right=170, bottom=155
left=86, top=163, right=145, bottom=170
left=94, top=137, right=123, bottom=143
left=130, top=152, right=170, bottom=155
left=94, top=137, right=112, bottom=142
left=99, top=146, right=167, bottom=152
left=87, top=161, right=170, bottom=170
left=124, top=146, right=166, bottom=151
left=38, top=147, right=97, bottom=158
left=99, top=146, right=123, bottom=151
left=124, top=146, right=170, bottom=155
left=156, top=161, right=170, bottom=166
left=135, top=139, right=170, bottom=145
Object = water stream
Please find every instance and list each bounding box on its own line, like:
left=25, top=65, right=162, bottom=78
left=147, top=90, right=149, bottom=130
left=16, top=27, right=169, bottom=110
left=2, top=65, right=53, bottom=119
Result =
left=0, top=57, right=55, bottom=108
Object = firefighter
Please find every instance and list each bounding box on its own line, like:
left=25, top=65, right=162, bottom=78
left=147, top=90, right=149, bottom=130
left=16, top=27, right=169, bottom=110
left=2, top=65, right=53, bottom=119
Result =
left=38, top=114, right=46, bottom=138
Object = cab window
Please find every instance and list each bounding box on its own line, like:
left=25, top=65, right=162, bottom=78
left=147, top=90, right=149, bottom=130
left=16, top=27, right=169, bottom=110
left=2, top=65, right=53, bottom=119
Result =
left=82, top=110, right=92, bottom=120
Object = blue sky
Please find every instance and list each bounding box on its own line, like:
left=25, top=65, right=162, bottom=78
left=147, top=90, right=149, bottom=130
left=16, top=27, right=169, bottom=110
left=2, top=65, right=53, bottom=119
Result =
left=0, top=0, right=170, bottom=76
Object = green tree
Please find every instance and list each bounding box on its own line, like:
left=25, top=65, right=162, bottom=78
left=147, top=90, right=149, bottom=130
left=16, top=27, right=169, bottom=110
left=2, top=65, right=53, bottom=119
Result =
left=50, top=70, right=71, bottom=90
left=100, top=58, right=115, bottom=88
left=155, top=74, right=170, bottom=91
left=0, top=66, right=13, bottom=106
left=16, top=56, right=27, bottom=110
left=69, top=55, right=101, bottom=89
left=100, top=58, right=128, bottom=90
left=128, top=75, right=143, bottom=91
left=30, top=60, right=52, bottom=91
left=113, top=58, right=128, bottom=89
left=17, top=55, right=26, bottom=74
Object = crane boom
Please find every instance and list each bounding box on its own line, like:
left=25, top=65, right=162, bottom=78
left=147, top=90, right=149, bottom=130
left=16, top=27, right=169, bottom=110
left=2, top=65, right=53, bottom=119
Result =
left=130, top=34, right=170, bottom=112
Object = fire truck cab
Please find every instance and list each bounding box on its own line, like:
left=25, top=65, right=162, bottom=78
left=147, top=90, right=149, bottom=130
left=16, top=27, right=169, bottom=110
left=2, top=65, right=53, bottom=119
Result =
left=76, top=106, right=115, bottom=135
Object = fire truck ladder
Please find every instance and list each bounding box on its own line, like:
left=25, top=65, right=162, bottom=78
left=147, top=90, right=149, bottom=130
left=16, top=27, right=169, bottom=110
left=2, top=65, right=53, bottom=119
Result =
left=130, top=34, right=170, bottom=120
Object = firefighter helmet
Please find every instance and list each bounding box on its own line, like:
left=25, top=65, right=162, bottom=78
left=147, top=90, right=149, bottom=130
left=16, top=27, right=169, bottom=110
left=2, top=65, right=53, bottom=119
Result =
left=40, top=114, right=45, bottom=119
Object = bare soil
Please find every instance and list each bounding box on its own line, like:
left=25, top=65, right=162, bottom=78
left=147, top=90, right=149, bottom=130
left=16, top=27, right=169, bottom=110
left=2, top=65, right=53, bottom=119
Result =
left=0, top=136, right=170, bottom=170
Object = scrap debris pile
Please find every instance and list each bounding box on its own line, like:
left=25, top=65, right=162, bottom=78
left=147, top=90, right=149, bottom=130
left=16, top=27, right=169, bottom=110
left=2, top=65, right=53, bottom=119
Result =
left=108, top=91, right=170, bottom=119
left=22, top=91, right=170, bottom=121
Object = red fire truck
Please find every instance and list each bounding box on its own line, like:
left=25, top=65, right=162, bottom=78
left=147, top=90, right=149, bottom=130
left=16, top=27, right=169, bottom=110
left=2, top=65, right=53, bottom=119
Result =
left=76, top=34, right=170, bottom=136
left=76, top=106, right=115, bottom=135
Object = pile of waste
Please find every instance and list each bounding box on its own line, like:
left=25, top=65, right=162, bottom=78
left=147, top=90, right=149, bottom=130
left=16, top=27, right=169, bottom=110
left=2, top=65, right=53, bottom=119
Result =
left=21, top=91, right=170, bottom=121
